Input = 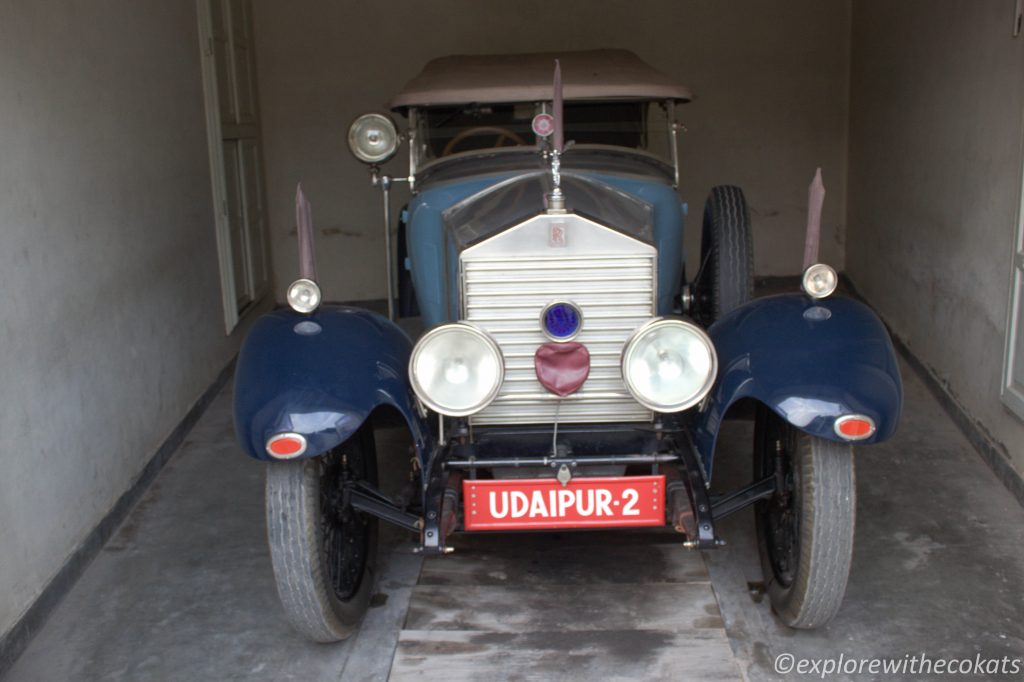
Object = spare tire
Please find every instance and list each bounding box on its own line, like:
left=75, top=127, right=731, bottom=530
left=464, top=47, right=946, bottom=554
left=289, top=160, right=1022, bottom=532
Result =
left=693, top=185, right=753, bottom=325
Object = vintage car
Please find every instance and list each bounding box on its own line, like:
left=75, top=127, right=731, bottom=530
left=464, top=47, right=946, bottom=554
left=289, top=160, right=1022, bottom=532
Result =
left=233, top=50, right=903, bottom=641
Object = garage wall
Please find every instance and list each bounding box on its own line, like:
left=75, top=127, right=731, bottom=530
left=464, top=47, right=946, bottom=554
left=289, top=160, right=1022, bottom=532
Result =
left=847, top=1, right=1024, bottom=478
left=253, top=0, right=852, bottom=302
left=0, top=2, right=247, bottom=640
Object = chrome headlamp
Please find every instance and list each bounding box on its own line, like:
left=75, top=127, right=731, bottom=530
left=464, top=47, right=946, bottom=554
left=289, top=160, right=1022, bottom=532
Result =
left=287, top=278, right=321, bottom=314
left=802, top=263, right=838, bottom=299
left=347, top=113, right=399, bottom=164
left=409, top=323, right=504, bottom=417
left=621, top=319, right=718, bottom=412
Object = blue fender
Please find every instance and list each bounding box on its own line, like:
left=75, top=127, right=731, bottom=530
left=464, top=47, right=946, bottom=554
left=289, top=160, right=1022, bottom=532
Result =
left=691, top=294, right=903, bottom=478
left=233, top=306, right=432, bottom=467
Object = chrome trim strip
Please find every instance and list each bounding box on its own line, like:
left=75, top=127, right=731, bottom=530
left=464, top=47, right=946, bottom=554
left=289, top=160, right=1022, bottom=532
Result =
left=668, top=100, right=680, bottom=189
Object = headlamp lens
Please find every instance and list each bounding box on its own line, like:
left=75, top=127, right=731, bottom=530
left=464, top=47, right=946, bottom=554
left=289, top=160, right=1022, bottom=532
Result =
left=347, top=113, right=399, bottom=164
left=621, top=319, right=717, bottom=412
left=410, top=323, right=504, bottom=416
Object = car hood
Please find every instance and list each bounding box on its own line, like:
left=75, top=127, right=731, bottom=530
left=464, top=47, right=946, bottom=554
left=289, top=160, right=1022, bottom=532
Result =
left=443, top=171, right=654, bottom=251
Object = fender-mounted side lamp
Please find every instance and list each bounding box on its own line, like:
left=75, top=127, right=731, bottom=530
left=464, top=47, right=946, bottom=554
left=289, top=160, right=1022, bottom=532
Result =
left=802, top=263, right=838, bottom=299
left=287, top=278, right=321, bottom=313
left=289, top=185, right=322, bottom=314
left=800, top=168, right=838, bottom=299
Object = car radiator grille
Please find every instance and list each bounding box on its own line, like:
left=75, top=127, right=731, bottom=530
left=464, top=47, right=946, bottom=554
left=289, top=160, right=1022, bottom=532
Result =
left=462, top=252, right=656, bottom=426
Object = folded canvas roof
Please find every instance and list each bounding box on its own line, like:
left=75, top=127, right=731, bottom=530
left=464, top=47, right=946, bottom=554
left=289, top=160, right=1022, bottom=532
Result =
left=390, top=49, right=692, bottom=110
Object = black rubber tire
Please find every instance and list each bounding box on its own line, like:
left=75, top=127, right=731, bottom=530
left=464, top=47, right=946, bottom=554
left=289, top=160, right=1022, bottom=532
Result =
left=754, top=407, right=856, bottom=629
left=265, top=426, right=378, bottom=642
left=694, top=185, right=753, bottom=325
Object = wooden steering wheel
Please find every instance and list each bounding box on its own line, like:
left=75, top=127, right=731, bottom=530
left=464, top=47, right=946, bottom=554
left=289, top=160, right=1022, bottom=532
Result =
left=441, top=126, right=527, bottom=156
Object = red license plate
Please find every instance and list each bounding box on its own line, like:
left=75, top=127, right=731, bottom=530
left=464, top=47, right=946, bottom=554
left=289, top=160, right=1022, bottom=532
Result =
left=462, top=475, right=665, bottom=531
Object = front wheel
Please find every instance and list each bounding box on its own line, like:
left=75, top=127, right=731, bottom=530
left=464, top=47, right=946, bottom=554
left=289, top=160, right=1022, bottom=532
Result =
left=265, top=426, right=378, bottom=642
left=754, top=407, right=856, bottom=628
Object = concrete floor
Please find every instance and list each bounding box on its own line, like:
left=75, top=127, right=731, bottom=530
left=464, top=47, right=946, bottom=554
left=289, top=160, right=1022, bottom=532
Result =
left=5, top=349, right=1024, bottom=680
left=708, top=361, right=1024, bottom=680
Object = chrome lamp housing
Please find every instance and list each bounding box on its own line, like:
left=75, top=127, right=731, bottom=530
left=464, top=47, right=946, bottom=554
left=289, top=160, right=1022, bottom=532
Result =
left=409, top=323, right=505, bottom=417
left=347, top=113, right=400, bottom=164
left=621, top=318, right=718, bottom=413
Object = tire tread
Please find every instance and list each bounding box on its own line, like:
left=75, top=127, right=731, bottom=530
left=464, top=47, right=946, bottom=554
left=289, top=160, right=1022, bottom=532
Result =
left=265, top=428, right=377, bottom=642
left=701, top=185, right=753, bottom=323
left=770, top=434, right=856, bottom=628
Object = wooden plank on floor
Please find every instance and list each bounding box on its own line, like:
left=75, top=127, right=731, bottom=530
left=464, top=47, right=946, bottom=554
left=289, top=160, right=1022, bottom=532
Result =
left=404, top=583, right=725, bottom=632
left=388, top=531, right=743, bottom=681
left=390, top=629, right=740, bottom=682
left=337, top=546, right=423, bottom=682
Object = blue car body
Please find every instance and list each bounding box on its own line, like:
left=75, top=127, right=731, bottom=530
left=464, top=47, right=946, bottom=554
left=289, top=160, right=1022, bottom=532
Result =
left=692, top=293, right=902, bottom=476
left=234, top=307, right=432, bottom=467
left=234, top=162, right=902, bottom=479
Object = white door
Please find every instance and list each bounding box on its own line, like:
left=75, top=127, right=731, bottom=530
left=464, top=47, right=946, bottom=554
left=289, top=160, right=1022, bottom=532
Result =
left=1004, top=185, right=1024, bottom=419
left=198, top=0, right=269, bottom=330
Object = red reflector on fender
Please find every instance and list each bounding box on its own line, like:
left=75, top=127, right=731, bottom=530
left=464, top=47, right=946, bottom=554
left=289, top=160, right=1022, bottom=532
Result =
left=834, top=415, right=875, bottom=441
left=266, top=433, right=307, bottom=458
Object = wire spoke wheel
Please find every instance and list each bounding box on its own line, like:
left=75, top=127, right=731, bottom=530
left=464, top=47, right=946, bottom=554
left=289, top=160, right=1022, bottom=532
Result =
left=319, top=445, right=373, bottom=601
left=754, top=406, right=856, bottom=629
left=757, top=412, right=800, bottom=588
left=265, top=426, right=378, bottom=642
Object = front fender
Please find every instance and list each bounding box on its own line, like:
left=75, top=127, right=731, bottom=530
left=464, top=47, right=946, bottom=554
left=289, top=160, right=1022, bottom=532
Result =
left=692, top=294, right=903, bottom=478
left=233, top=306, right=431, bottom=465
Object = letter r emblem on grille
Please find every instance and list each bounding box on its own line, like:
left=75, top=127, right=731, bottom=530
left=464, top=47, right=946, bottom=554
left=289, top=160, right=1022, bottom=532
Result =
left=549, top=221, right=567, bottom=247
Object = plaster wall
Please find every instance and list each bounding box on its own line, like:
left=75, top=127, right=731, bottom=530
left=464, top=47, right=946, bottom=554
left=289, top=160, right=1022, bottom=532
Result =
left=847, top=1, right=1024, bottom=478
left=252, top=0, right=852, bottom=301
left=0, top=0, right=247, bottom=637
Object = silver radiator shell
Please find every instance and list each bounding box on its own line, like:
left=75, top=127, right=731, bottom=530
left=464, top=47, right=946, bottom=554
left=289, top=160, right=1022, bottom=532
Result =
left=460, top=212, right=656, bottom=426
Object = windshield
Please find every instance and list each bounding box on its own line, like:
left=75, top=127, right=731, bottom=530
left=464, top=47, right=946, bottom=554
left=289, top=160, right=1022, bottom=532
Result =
left=411, top=100, right=675, bottom=165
